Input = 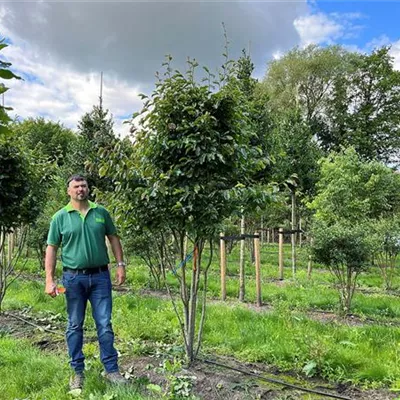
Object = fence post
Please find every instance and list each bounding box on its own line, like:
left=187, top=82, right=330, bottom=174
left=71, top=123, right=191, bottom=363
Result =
left=239, top=215, right=245, bottom=302
left=299, top=217, right=303, bottom=248
left=307, top=237, right=313, bottom=280
left=254, top=232, right=262, bottom=307
left=220, top=232, right=226, bottom=301
left=0, top=229, right=4, bottom=264
left=279, top=228, right=284, bottom=280
left=8, top=230, right=14, bottom=266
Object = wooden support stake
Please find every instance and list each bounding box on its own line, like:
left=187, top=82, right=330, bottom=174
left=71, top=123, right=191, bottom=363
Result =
left=299, top=217, right=303, bottom=248
left=291, top=191, right=296, bottom=279
left=7, top=231, right=14, bottom=266
left=220, top=232, right=226, bottom=301
left=239, top=215, right=245, bottom=302
left=307, top=237, right=313, bottom=280
left=0, top=229, right=4, bottom=263
left=279, top=227, right=284, bottom=280
left=254, top=232, right=262, bottom=307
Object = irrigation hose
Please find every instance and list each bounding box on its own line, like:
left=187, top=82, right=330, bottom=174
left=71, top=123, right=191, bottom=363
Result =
left=4, top=311, right=65, bottom=338
left=199, top=358, right=353, bottom=400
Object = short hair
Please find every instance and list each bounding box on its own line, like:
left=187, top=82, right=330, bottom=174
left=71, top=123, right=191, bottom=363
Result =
left=67, top=174, right=87, bottom=187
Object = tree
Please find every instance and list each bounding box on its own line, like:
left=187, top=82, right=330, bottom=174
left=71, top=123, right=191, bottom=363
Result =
left=0, top=38, right=54, bottom=310
left=13, top=117, right=76, bottom=166
left=72, top=105, right=116, bottom=197
left=263, top=45, right=400, bottom=166
left=0, top=38, right=21, bottom=136
left=309, top=147, right=400, bottom=224
left=369, top=216, right=400, bottom=291
left=323, top=47, right=400, bottom=165
left=270, top=110, right=322, bottom=258
left=99, top=56, right=263, bottom=363
left=9, top=118, right=74, bottom=269
left=262, top=45, right=353, bottom=124
left=309, top=147, right=400, bottom=314
left=312, top=222, right=370, bottom=315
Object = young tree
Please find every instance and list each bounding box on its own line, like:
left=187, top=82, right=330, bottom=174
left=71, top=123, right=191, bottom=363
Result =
left=0, top=39, right=34, bottom=311
left=100, top=56, right=264, bottom=363
left=309, top=147, right=400, bottom=314
left=369, top=217, right=400, bottom=291
left=0, top=38, right=21, bottom=136
left=72, top=105, right=116, bottom=197
left=312, top=222, right=370, bottom=315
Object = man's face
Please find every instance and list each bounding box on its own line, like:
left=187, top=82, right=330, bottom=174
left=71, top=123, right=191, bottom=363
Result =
left=67, top=179, right=89, bottom=201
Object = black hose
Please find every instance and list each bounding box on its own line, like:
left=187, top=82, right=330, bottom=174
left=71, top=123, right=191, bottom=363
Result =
left=199, top=358, right=353, bottom=400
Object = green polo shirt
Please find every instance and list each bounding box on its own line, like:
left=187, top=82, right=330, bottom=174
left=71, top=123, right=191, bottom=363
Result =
left=47, top=201, right=117, bottom=269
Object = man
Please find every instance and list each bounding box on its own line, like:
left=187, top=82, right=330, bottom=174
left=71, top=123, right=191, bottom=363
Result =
left=45, top=174, right=127, bottom=390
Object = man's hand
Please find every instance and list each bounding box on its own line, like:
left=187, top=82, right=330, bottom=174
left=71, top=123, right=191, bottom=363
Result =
left=45, top=280, right=57, bottom=297
left=115, top=266, right=126, bottom=285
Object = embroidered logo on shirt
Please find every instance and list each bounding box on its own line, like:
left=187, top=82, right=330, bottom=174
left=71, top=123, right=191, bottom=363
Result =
left=95, top=217, right=105, bottom=223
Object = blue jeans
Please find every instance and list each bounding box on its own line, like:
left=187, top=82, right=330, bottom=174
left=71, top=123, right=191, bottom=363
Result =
left=62, top=269, right=119, bottom=374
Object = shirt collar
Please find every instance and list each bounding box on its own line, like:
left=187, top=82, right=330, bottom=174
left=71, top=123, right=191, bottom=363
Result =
left=64, top=200, right=97, bottom=213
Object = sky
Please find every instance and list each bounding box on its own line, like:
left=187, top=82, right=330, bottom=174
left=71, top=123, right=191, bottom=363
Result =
left=0, top=0, right=399, bottom=137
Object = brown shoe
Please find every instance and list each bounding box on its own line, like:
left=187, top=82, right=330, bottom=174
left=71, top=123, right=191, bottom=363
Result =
left=69, top=373, right=84, bottom=390
left=105, top=371, right=128, bottom=384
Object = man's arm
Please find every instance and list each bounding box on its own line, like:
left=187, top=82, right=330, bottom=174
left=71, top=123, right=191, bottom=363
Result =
left=45, top=244, right=58, bottom=296
left=107, top=234, right=126, bottom=285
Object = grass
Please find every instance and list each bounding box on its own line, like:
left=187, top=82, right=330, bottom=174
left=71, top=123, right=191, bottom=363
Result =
left=4, top=276, right=400, bottom=391
left=3, top=245, right=400, bottom=396
left=0, top=335, right=151, bottom=400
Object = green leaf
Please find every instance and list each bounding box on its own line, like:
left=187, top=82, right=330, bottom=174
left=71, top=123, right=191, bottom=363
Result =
left=68, top=388, right=82, bottom=397
left=0, top=84, right=8, bottom=95
left=302, top=360, right=317, bottom=377
left=0, top=69, right=21, bottom=80
left=146, top=384, right=162, bottom=393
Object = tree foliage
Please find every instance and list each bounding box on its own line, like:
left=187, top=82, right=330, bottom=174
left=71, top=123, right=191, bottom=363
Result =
left=13, top=117, right=76, bottom=166
left=99, top=55, right=266, bottom=362
left=73, top=105, right=116, bottom=196
left=309, top=147, right=400, bottom=224
left=323, top=47, right=400, bottom=164
left=309, top=147, right=400, bottom=313
left=263, top=45, right=353, bottom=123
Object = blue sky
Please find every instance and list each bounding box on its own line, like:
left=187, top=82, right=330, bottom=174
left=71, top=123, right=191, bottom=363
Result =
left=315, top=1, right=400, bottom=46
left=0, top=1, right=398, bottom=136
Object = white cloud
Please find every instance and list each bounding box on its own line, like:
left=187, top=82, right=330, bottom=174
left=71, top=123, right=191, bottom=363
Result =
left=294, top=13, right=343, bottom=46
left=1, top=2, right=307, bottom=85
left=2, top=34, right=142, bottom=137
left=272, top=50, right=284, bottom=60
left=366, top=35, right=391, bottom=51
left=0, top=1, right=311, bottom=136
left=294, top=12, right=364, bottom=47
left=390, top=39, right=400, bottom=71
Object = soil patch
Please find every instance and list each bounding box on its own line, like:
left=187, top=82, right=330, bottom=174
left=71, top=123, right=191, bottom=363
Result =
left=121, top=354, right=398, bottom=400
